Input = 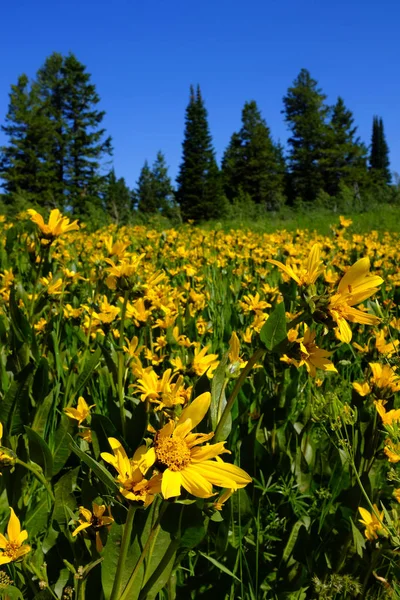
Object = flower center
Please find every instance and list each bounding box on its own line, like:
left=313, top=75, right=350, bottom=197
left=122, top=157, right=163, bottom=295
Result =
left=155, top=435, right=191, bottom=471
left=4, top=542, right=19, bottom=559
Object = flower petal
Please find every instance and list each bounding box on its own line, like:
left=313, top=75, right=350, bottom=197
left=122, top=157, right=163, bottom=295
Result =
left=180, top=466, right=214, bottom=498
left=177, top=392, right=211, bottom=430
left=161, top=469, right=182, bottom=499
left=7, top=508, right=21, bottom=542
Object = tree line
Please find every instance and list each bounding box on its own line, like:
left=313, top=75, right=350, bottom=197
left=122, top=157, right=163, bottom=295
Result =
left=0, top=53, right=393, bottom=223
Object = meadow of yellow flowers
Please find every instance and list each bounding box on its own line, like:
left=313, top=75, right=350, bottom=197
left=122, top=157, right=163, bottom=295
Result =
left=0, top=210, right=399, bottom=598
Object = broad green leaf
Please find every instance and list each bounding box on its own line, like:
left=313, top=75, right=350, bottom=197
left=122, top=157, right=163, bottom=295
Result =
left=68, top=435, right=118, bottom=492
left=259, top=301, right=287, bottom=351
left=25, top=491, right=52, bottom=538
left=32, top=391, right=54, bottom=438
left=51, top=414, right=74, bottom=476
left=73, top=346, right=102, bottom=398
left=210, top=351, right=231, bottom=440
left=350, top=518, right=366, bottom=557
left=24, top=426, right=53, bottom=479
left=52, top=466, right=80, bottom=530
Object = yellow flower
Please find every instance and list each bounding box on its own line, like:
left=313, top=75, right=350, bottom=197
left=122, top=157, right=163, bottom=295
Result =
left=267, top=243, right=322, bottom=287
left=64, top=397, right=95, bottom=426
left=375, top=329, right=399, bottom=357
left=352, top=382, right=371, bottom=396
left=384, top=442, right=400, bottom=463
left=0, top=508, right=31, bottom=564
left=147, top=392, right=252, bottom=500
left=27, top=209, right=79, bottom=241
left=227, top=331, right=247, bottom=375
left=393, top=489, right=400, bottom=503
left=369, top=363, right=400, bottom=395
left=192, top=346, right=219, bottom=378
left=358, top=505, right=385, bottom=541
left=328, top=257, right=383, bottom=343
left=101, top=442, right=161, bottom=506
left=212, top=489, right=234, bottom=511
left=282, top=326, right=337, bottom=378
left=374, top=400, right=400, bottom=426
left=72, top=503, right=114, bottom=552
left=339, top=215, right=353, bottom=228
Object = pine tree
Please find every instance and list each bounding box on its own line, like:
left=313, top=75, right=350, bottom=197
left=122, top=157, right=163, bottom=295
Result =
left=222, top=100, right=285, bottom=209
left=136, top=161, right=157, bottom=213
left=321, top=97, right=368, bottom=196
left=283, top=68, right=329, bottom=203
left=369, top=116, right=391, bottom=183
left=104, top=169, right=132, bottom=224
left=176, top=85, right=225, bottom=221
left=151, top=151, right=178, bottom=218
left=0, top=52, right=112, bottom=214
left=0, top=75, right=54, bottom=207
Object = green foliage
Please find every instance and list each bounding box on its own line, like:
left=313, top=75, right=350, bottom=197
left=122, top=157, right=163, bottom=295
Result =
left=222, top=100, right=286, bottom=210
left=369, top=115, right=391, bottom=184
left=176, top=85, right=226, bottom=221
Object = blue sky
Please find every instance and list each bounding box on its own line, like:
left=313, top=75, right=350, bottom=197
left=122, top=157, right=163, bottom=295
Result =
left=1, top=0, right=399, bottom=189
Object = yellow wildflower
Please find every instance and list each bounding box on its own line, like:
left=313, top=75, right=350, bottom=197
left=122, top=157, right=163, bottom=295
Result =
left=267, top=243, right=322, bottom=287
left=27, top=208, right=79, bottom=242
left=0, top=508, right=31, bottom=564
left=328, top=257, right=383, bottom=343
left=147, top=392, right=251, bottom=499
left=64, top=397, right=95, bottom=426
left=192, top=345, right=219, bottom=378
left=358, top=504, right=385, bottom=541
left=72, top=503, right=114, bottom=552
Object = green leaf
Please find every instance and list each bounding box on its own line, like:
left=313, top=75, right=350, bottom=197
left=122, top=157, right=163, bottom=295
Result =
left=350, top=518, right=366, bottom=557
left=0, top=585, right=24, bottom=599
left=282, top=518, right=309, bottom=563
left=101, top=522, right=124, bottom=600
left=259, top=301, right=287, bottom=351
left=0, top=363, right=34, bottom=435
left=51, top=415, right=74, bottom=476
left=25, top=492, right=51, bottom=538
left=32, top=391, right=54, bottom=438
left=9, top=287, right=31, bottom=343
left=25, top=426, right=53, bottom=479
left=68, top=435, right=118, bottom=492
left=198, top=551, right=240, bottom=581
left=210, top=351, right=231, bottom=440
left=74, top=346, right=102, bottom=397
left=52, top=466, right=80, bottom=530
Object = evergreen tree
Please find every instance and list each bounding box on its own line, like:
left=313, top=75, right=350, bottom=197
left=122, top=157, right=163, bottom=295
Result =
left=136, top=161, right=157, bottom=213
left=0, top=75, right=54, bottom=207
left=151, top=151, right=178, bottom=218
left=321, top=97, right=368, bottom=196
left=176, top=85, right=225, bottom=221
left=222, top=100, right=285, bottom=209
left=104, top=169, right=132, bottom=224
left=369, top=116, right=391, bottom=183
left=283, top=68, right=329, bottom=202
left=0, top=52, right=112, bottom=214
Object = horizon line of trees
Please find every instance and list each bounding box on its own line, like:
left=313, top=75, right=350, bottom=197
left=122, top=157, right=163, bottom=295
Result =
left=0, top=53, right=395, bottom=224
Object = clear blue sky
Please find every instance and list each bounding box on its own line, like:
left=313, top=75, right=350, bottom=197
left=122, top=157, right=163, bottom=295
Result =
left=1, top=0, right=399, bottom=189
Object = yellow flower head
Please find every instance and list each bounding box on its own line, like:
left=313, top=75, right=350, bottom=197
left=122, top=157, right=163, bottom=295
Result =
left=0, top=508, right=31, bottom=564
left=145, top=392, right=252, bottom=500
left=267, top=243, right=323, bottom=287
left=27, top=209, right=79, bottom=241
left=64, top=397, right=95, bottom=426
left=328, top=257, right=383, bottom=343
left=72, top=503, right=114, bottom=552
left=358, top=504, right=385, bottom=541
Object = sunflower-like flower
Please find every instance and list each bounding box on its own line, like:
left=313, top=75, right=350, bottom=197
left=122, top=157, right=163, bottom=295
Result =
left=64, top=397, right=95, bottom=426
left=358, top=505, right=386, bottom=541
left=101, top=442, right=161, bottom=506
left=27, top=209, right=79, bottom=243
left=0, top=508, right=31, bottom=565
left=72, top=503, right=114, bottom=552
left=146, top=392, right=252, bottom=500
left=328, top=257, right=383, bottom=343
left=267, top=243, right=323, bottom=287
left=281, top=326, right=337, bottom=378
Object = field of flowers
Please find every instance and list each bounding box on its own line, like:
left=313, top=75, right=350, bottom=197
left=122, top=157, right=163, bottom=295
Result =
left=0, top=210, right=400, bottom=599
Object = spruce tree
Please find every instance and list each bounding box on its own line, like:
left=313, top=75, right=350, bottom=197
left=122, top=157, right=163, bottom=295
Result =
left=0, top=75, right=54, bottom=207
left=151, top=151, right=178, bottom=217
left=222, top=100, right=285, bottom=209
left=136, top=161, right=157, bottom=213
left=369, top=116, right=391, bottom=183
left=283, top=68, right=329, bottom=202
left=104, top=169, right=132, bottom=224
left=321, top=97, right=368, bottom=196
left=0, top=52, right=112, bottom=214
left=176, top=85, right=225, bottom=221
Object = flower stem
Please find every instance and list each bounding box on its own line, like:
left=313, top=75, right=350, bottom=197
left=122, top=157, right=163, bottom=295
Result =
left=214, top=347, right=264, bottom=442
left=118, top=290, right=129, bottom=438
left=16, top=458, right=55, bottom=502
left=109, top=504, right=137, bottom=600
left=120, top=502, right=168, bottom=600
